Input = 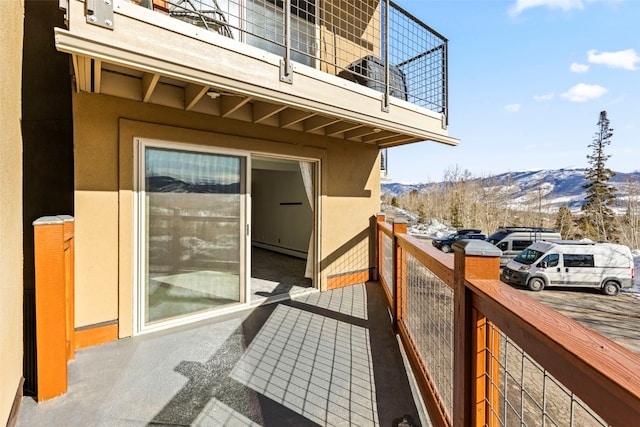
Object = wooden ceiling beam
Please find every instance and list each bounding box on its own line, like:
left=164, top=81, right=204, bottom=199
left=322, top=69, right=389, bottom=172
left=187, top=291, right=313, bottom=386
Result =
left=345, top=127, right=381, bottom=140
left=361, top=130, right=397, bottom=143
left=184, top=84, right=209, bottom=111
left=220, top=95, right=251, bottom=117
left=142, top=72, right=160, bottom=103
left=303, top=115, right=341, bottom=132
left=376, top=135, right=418, bottom=147
left=253, top=101, right=287, bottom=123
left=325, top=122, right=363, bottom=137
left=280, top=109, right=316, bottom=128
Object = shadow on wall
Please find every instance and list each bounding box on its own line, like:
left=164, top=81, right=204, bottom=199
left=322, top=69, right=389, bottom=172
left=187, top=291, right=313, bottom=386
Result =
left=325, top=145, right=377, bottom=198
left=22, top=0, right=75, bottom=396
left=320, top=218, right=378, bottom=286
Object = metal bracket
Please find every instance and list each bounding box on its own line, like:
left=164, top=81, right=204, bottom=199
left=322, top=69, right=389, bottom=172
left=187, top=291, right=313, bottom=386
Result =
left=59, top=0, right=69, bottom=26
left=381, top=93, right=390, bottom=113
left=86, top=0, right=114, bottom=30
left=280, top=59, right=293, bottom=84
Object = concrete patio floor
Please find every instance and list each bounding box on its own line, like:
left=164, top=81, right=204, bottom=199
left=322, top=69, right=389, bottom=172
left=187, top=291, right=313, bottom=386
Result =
left=17, top=282, right=427, bottom=426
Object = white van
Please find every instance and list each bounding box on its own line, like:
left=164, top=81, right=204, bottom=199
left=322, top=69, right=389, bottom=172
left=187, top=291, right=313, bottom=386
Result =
left=487, top=227, right=562, bottom=267
left=501, top=240, right=634, bottom=295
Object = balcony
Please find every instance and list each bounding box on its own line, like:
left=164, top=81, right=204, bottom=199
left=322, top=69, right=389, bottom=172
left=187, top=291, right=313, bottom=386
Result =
left=377, top=215, right=640, bottom=427
left=18, top=214, right=640, bottom=426
left=54, top=0, right=458, bottom=147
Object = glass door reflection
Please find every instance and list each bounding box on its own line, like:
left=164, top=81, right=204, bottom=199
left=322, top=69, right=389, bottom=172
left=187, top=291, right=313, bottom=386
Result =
left=143, top=146, right=245, bottom=326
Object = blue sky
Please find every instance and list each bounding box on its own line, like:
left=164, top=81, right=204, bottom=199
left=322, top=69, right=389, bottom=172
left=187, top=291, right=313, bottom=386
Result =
left=388, top=0, right=640, bottom=183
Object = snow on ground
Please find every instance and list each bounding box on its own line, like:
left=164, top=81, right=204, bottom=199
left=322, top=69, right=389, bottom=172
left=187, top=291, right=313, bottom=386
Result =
left=409, top=218, right=454, bottom=239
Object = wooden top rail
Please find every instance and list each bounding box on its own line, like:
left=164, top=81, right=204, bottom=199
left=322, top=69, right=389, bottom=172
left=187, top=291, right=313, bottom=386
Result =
left=468, top=277, right=640, bottom=427
left=396, top=233, right=454, bottom=287
left=378, top=220, right=393, bottom=237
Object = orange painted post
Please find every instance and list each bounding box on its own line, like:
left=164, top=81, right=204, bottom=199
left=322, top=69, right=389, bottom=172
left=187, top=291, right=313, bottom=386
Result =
left=375, top=212, right=386, bottom=282
left=33, top=216, right=68, bottom=401
left=59, top=215, right=75, bottom=362
left=452, top=240, right=502, bottom=427
left=487, top=319, right=501, bottom=426
left=392, top=218, right=408, bottom=331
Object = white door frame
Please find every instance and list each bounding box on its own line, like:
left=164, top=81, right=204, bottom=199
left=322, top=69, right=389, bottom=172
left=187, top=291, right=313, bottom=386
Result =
left=132, top=139, right=321, bottom=335
left=133, top=138, right=251, bottom=335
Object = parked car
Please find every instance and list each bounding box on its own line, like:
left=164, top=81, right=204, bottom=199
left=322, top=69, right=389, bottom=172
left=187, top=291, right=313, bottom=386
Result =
left=486, top=226, right=561, bottom=267
left=432, top=229, right=487, bottom=253
left=501, top=240, right=634, bottom=295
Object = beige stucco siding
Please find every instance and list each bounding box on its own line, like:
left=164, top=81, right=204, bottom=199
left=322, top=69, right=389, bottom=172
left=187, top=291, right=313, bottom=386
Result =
left=72, top=92, right=380, bottom=336
left=0, top=0, right=24, bottom=423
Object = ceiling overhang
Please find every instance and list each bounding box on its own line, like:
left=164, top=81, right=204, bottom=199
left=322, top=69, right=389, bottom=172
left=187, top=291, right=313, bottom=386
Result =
left=55, top=0, right=460, bottom=148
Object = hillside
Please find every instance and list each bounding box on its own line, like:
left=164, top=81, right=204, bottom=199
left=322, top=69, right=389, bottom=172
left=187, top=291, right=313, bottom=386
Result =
left=382, top=168, right=640, bottom=213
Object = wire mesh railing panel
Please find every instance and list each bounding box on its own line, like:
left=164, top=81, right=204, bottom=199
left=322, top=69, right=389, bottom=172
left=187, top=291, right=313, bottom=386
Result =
left=132, top=0, right=447, bottom=116
left=381, top=233, right=393, bottom=297
left=387, top=1, right=447, bottom=113
left=404, top=252, right=454, bottom=417
left=487, top=326, right=607, bottom=427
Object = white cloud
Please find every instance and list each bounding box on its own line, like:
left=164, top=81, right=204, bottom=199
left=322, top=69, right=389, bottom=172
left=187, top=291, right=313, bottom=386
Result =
left=587, top=49, right=640, bottom=70
left=570, top=62, right=590, bottom=73
left=505, top=104, right=521, bottom=112
left=560, top=83, right=607, bottom=102
left=533, top=92, right=554, bottom=101
left=509, top=0, right=584, bottom=16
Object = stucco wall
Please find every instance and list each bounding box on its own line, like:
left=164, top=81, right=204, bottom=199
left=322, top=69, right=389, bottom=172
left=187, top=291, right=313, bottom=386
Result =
left=72, top=92, right=380, bottom=336
left=0, top=0, right=24, bottom=423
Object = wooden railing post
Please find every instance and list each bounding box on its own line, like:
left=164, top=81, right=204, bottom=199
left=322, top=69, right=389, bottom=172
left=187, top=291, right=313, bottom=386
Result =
left=452, top=240, right=501, bottom=427
left=33, top=216, right=69, bottom=401
left=392, top=217, right=408, bottom=332
left=59, top=215, right=75, bottom=362
left=374, top=212, right=386, bottom=282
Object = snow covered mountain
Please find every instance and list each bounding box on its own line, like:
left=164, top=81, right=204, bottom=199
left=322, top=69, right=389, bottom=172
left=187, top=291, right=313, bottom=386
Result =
left=382, top=168, right=640, bottom=213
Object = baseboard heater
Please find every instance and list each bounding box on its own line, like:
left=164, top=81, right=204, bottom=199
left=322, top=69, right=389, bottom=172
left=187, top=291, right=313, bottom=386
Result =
left=252, top=241, right=308, bottom=259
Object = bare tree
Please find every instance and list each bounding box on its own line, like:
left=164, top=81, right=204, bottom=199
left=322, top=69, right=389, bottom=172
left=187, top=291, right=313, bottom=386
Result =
left=616, top=177, right=640, bottom=248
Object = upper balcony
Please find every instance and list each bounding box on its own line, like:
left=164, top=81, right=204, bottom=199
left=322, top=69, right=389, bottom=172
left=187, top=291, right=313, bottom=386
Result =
left=55, top=0, right=458, bottom=147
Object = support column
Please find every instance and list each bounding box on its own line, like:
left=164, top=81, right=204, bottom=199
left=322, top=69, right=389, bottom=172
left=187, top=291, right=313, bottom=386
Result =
left=452, top=240, right=501, bottom=427
left=392, top=217, right=407, bottom=331
left=33, top=215, right=74, bottom=402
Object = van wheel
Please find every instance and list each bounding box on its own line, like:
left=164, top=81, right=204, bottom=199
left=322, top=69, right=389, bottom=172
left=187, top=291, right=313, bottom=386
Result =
left=602, top=281, right=620, bottom=296
left=441, top=244, right=451, bottom=253
left=527, top=278, right=545, bottom=292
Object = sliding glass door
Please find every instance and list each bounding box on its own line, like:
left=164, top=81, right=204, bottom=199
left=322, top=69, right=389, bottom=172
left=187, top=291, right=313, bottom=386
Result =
left=138, top=141, right=247, bottom=331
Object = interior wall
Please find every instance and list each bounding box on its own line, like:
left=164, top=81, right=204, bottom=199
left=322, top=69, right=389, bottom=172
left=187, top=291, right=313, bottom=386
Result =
left=0, top=0, right=25, bottom=423
left=71, top=92, right=380, bottom=338
left=251, top=165, right=313, bottom=256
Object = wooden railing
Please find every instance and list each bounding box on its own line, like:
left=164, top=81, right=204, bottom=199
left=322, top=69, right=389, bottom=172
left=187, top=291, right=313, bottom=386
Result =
left=376, top=214, right=640, bottom=427
left=32, top=215, right=75, bottom=401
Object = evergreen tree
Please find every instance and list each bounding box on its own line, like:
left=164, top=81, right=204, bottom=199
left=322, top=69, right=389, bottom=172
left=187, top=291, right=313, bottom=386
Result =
left=554, top=206, right=574, bottom=239
left=580, top=111, right=618, bottom=241
left=450, top=196, right=463, bottom=229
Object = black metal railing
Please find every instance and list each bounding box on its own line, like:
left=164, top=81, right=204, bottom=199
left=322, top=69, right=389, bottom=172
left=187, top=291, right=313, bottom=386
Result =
left=135, top=0, right=448, bottom=120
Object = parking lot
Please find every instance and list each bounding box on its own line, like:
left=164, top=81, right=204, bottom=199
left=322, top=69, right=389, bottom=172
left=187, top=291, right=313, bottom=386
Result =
left=511, top=285, right=640, bottom=354
left=421, top=235, right=640, bottom=355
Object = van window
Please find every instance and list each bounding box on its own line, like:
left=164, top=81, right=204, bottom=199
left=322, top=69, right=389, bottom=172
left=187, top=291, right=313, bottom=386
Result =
left=512, top=240, right=533, bottom=251
left=541, top=253, right=559, bottom=267
left=563, top=254, right=594, bottom=268
left=514, top=248, right=544, bottom=265
left=497, top=241, right=508, bottom=251
left=487, top=231, right=509, bottom=245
